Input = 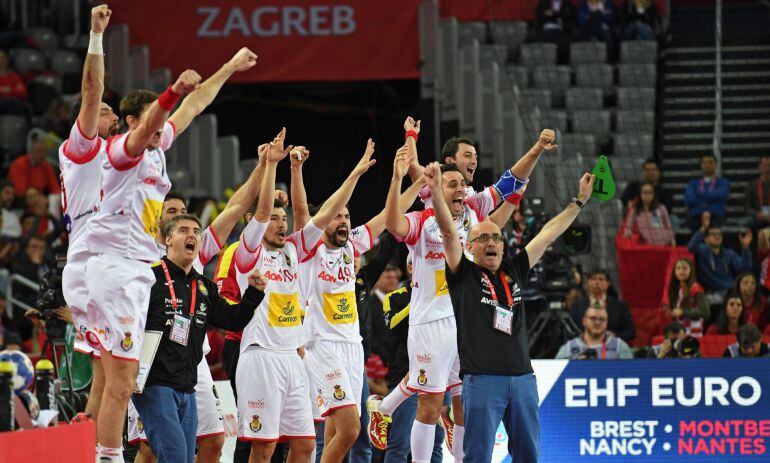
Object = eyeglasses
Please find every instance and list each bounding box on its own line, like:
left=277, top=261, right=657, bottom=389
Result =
left=588, top=316, right=607, bottom=322
left=470, top=233, right=504, bottom=244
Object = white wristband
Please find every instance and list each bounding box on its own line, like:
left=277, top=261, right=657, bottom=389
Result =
left=88, top=31, right=104, bottom=55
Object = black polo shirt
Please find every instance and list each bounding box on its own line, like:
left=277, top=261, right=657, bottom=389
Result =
left=446, top=251, right=533, bottom=377
left=145, top=257, right=264, bottom=392
left=382, top=286, right=411, bottom=389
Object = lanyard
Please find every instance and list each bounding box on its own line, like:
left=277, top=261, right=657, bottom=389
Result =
left=160, top=260, right=197, bottom=316
left=583, top=335, right=607, bottom=359
left=482, top=271, right=513, bottom=307
left=699, top=177, right=716, bottom=194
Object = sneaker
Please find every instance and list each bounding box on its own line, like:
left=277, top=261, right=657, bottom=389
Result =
left=366, top=394, right=391, bottom=450
left=439, top=406, right=455, bottom=455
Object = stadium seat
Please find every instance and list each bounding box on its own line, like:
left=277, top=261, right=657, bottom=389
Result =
left=616, top=110, right=655, bottom=134
left=699, top=335, right=736, bottom=358
left=458, top=21, right=487, bottom=46
left=621, top=41, right=658, bottom=64
left=537, top=109, right=568, bottom=134
left=575, top=64, right=614, bottom=96
left=479, top=44, right=508, bottom=68
left=565, top=87, right=603, bottom=111
left=28, top=28, right=58, bottom=54
left=28, top=78, right=60, bottom=114
left=570, top=109, right=611, bottom=144
left=11, top=48, right=46, bottom=74
left=519, top=88, right=552, bottom=111
left=502, top=64, right=529, bottom=88
left=50, top=49, right=82, bottom=75
left=489, top=21, right=528, bottom=58
left=520, top=43, right=557, bottom=68
left=619, top=63, right=657, bottom=88
left=33, top=74, right=62, bottom=94
left=560, top=133, right=597, bottom=157
left=130, top=46, right=150, bottom=90
left=532, top=65, right=571, bottom=105
left=0, top=115, right=29, bottom=157
left=570, top=42, right=607, bottom=65
left=617, top=87, right=656, bottom=110
left=614, top=133, right=654, bottom=159
left=151, top=68, right=172, bottom=94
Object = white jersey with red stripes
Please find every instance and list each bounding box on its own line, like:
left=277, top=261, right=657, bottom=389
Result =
left=58, top=121, right=106, bottom=258
left=401, top=188, right=496, bottom=325
left=294, top=221, right=373, bottom=344
left=87, top=122, right=175, bottom=262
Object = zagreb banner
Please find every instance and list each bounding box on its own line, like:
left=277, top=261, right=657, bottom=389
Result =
left=113, top=0, right=420, bottom=83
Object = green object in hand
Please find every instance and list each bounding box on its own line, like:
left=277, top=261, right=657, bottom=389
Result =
left=591, top=155, right=615, bottom=202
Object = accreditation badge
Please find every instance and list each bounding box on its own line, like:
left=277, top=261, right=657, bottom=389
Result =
left=170, top=314, right=191, bottom=346
left=493, top=305, right=513, bottom=335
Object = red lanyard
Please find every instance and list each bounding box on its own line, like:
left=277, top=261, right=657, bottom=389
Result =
left=699, top=177, right=716, bottom=194
left=583, top=334, right=607, bottom=359
left=482, top=271, right=513, bottom=307
left=160, top=260, right=197, bottom=316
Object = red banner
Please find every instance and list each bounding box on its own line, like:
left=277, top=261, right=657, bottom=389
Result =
left=0, top=421, right=95, bottom=462
left=113, top=1, right=420, bottom=83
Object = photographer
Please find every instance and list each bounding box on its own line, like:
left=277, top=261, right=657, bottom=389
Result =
left=724, top=324, right=769, bottom=358
left=556, top=306, right=633, bottom=360
left=647, top=322, right=685, bottom=359
left=11, top=235, right=48, bottom=347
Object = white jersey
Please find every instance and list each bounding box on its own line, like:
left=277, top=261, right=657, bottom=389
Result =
left=420, top=184, right=476, bottom=209
left=401, top=188, right=496, bottom=325
left=295, top=221, right=373, bottom=344
left=58, top=121, right=106, bottom=258
left=231, top=219, right=305, bottom=352
left=87, top=122, right=175, bottom=261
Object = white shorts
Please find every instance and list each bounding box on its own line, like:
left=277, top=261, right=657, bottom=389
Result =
left=195, top=356, right=224, bottom=438
left=84, top=254, right=154, bottom=361
left=63, top=251, right=100, bottom=358
left=236, top=346, right=315, bottom=442
left=127, top=400, right=147, bottom=444
left=304, top=340, right=363, bottom=418
left=303, top=356, right=323, bottom=423
left=407, top=317, right=462, bottom=395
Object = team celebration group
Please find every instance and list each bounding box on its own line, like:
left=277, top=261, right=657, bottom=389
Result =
left=67, top=5, right=596, bottom=463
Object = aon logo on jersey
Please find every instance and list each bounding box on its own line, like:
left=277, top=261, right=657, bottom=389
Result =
left=434, top=270, right=448, bottom=296
left=268, top=293, right=302, bottom=327
left=322, top=291, right=357, bottom=324
left=141, top=199, right=163, bottom=236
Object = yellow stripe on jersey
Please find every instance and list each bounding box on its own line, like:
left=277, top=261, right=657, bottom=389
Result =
left=216, top=242, right=239, bottom=280
left=384, top=287, right=410, bottom=329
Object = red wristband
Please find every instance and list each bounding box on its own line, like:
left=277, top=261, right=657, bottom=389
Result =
left=507, top=191, right=524, bottom=206
left=158, top=86, right=181, bottom=111
left=405, top=130, right=419, bottom=142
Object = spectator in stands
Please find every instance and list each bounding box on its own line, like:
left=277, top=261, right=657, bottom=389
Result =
left=0, top=181, right=21, bottom=238
left=647, top=322, right=685, bottom=358
left=0, top=49, right=27, bottom=100
left=618, top=0, right=659, bottom=40
left=0, top=331, right=22, bottom=352
left=759, top=227, right=770, bottom=292
left=23, top=189, right=59, bottom=239
left=706, top=293, right=744, bottom=335
left=684, top=154, right=729, bottom=230
left=688, top=216, right=753, bottom=294
left=622, top=181, right=675, bottom=246
left=556, top=306, right=633, bottom=359
left=577, top=0, right=616, bottom=60
left=504, top=207, right=533, bottom=255
left=723, top=324, right=768, bottom=357
left=734, top=273, right=768, bottom=332
left=660, top=258, right=709, bottom=336
left=8, top=135, right=61, bottom=197
left=620, top=159, right=673, bottom=214
left=534, top=0, right=578, bottom=64
left=743, top=155, right=770, bottom=231
left=10, top=235, right=47, bottom=344
left=40, top=97, right=71, bottom=139
left=570, top=269, right=636, bottom=341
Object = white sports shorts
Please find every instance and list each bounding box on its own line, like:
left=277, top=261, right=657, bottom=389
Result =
left=62, top=251, right=99, bottom=358
left=236, top=346, right=315, bottom=442
left=407, top=316, right=462, bottom=395
left=304, top=340, right=363, bottom=418
left=126, top=399, right=147, bottom=444
left=195, top=356, right=225, bottom=438
left=84, top=254, right=154, bottom=361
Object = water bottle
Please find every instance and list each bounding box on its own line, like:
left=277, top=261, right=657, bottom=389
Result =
left=35, top=359, right=56, bottom=412
left=0, top=360, right=15, bottom=432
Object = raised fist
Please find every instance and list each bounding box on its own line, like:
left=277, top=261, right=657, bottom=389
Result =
left=290, top=146, right=310, bottom=168
left=229, top=47, right=258, bottom=72
left=248, top=269, right=268, bottom=291
left=91, top=4, right=112, bottom=33
left=172, top=70, right=202, bottom=95
left=404, top=116, right=421, bottom=135
left=538, top=129, right=558, bottom=151
left=423, top=162, right=442, bottom=190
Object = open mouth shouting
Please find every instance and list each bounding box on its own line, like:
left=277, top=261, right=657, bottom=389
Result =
left=336, top=226, right=349, bottom=242
left=184, top=237, right=197, bottom=256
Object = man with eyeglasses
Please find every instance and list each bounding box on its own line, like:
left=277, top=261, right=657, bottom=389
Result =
left=556, top=306, right=633, bottom=360
left=426, top=161, right=596, bottom=462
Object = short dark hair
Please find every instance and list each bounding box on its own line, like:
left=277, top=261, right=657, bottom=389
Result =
left=705, top=224, right=722, bottom=236
left=588, top=269, right=609, bottom=279
left=163, top=213, right=202, bottom=238
left=247, top=197, right=287, bottom=217
left=441, top=137, right=475, bottom=162
left=738, top=323, right=762, bottom=347
left=164, top=191, right=188, bottom=207
left=440, top=163, right=463, bottom=175
left=700, top=153, right=717, bottom=162
left=120, top=89, right=158, bottom=121
left=642, top=158, right=659, bottom=169
left=663, top=322, right=684, bottom=337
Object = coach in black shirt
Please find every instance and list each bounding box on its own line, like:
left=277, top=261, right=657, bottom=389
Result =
left=132, top=214, right=266, bottom=462
left=427, top=162, right=596, bottom=462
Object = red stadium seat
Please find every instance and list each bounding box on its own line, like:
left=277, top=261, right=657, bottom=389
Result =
left=650, top=335, right=664, bottom=346
left=698, top=335, right=737, bottom=358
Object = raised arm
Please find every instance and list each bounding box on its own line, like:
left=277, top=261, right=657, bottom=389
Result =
left=77, top=5, right=111, bottom=138
left=124, top=70, right=201, bottom=157
left=255, top=128, right=291, bottom=222
left=525, top=173, right=595, bottom=268
left=169, top=48, right=257, bottom=136
left=403, top=117, right=425, bottom=182
left=366, top=167, right=426, bottom=238
left=427, top=163, right=462, bottom=273
left=311, top=139, right=376, bottom=230
left=488, top=183, right=527, bottom=229
left=385, top=145, right=413, bottom=239
left=290, top=146, right=311, bottom=231
left=487, top=129, right=557, bottom=205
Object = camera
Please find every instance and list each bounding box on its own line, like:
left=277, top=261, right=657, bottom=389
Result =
left=36, top=255, right=68, bottom=340
left=578, top=348, right=599, bottom=360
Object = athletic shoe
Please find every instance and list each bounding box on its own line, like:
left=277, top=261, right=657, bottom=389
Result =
left=366, top=394, right=391, bottom=450
left=439, top=406, right=455, bottom=455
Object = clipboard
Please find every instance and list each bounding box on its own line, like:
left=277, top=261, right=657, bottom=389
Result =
left=134, top=330, right=163, bottom=394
